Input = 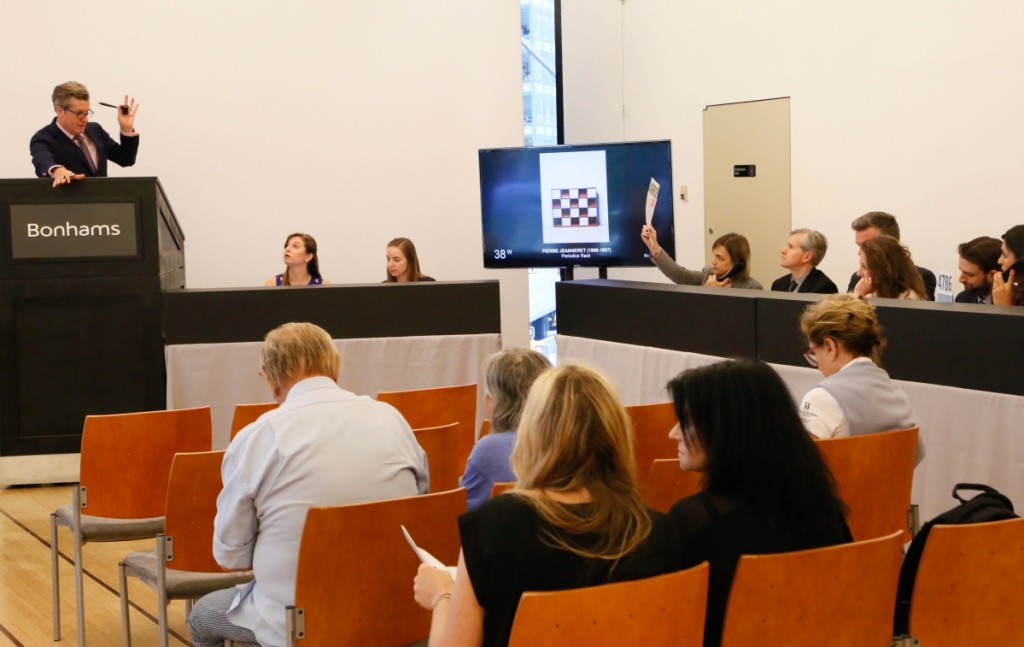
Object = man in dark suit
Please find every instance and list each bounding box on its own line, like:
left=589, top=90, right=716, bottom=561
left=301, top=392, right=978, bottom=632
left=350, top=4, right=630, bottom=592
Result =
left=30, top=81, right=139, bottom=188
left=845, top=211, right=936, bottom=300
left=954, top=236, right=1002, bottom=304
left=771, top=228, right=838, bottom=294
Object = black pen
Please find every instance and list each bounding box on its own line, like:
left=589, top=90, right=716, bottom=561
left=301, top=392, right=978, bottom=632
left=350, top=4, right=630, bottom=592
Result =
left=99, top=101, right=129, bottom=115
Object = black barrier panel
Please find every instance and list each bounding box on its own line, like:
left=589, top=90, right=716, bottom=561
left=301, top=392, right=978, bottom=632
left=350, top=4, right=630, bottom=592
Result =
left=162, top=280, right=503, bottom=345
left=558, top=279, right=1024, bottom=397
left=556, top=279, right=758, bottom=359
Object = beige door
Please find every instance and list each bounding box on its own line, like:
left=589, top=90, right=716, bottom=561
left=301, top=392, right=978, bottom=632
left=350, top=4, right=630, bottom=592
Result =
left=703, top=97, right=791, bottom=287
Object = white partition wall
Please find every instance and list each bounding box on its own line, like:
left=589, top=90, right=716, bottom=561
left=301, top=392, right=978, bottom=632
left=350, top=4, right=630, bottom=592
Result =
left=1, top=2, right=530, bottom=348
left=561, top=1, right=1024, bottom=292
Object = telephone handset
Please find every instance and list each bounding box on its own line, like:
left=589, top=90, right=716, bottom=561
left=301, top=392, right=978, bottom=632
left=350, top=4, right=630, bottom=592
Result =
left=716, top=260, right=746, bottom=282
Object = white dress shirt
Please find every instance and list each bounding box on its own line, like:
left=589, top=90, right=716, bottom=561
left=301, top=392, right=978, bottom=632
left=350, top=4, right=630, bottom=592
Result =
left=214, top=376, right=429, bottom=647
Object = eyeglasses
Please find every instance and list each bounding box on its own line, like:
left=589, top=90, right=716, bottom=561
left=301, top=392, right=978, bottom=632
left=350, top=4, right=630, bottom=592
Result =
left=62, top=107, right=93, bottom=119
left=803, top=345, right=820, bottom=368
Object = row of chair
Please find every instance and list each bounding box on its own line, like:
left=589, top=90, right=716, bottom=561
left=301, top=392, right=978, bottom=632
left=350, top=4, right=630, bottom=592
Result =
left=48, top=385, right=922, bottom=646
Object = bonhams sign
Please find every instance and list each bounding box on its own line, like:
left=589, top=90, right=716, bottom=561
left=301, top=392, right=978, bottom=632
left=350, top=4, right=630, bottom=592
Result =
left=9, top=202, right=138, bottom=259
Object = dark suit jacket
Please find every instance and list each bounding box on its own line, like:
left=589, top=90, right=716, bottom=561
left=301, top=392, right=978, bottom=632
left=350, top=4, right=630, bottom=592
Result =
left=771, top=267, right=839, bottom=294
left=955, top=287, right=991, bottom=304
left=30, top=119, right=139, bottom=178
left=847, top=266, right=937, bottom=301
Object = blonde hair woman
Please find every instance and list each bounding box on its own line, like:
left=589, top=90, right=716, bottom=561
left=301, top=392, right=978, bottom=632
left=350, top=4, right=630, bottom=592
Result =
left=798, top=294, right=923, bottom=461
left=413, top=364, right=682, bottom=647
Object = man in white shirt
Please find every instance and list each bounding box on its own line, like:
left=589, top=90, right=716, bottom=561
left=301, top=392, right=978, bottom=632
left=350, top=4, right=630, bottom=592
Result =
left=189, top=322, right=429, bottom=647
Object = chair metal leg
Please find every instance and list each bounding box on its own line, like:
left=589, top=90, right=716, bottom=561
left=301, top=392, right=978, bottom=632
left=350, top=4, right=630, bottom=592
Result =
left=156, top=534, right=170, bottom=647
left=51, top=512, right=61, bottom=641
left=72, top=487, right=86, bottom=647
left=118, top=561, right=131, bottom=647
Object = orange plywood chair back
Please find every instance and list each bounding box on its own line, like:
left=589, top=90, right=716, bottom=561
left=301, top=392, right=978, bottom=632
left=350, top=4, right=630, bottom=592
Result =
left=490, top=481, right=515, bottom=498
left=291, top=488, right=467, bottom=646
left=78, top=406, right=212, bottom=519
left=413, top=422, right=462, bottom=492
left=721, top=530, right=903, bottom=646
left=229, top=402, right=278, bottom=440
left=815, top=427, right=919, bottom=541
left=625, top=402, right=679, bottom=487
left=162, top=450, right=226, bottom=573
left=377, top=383, right=477, bottom=472
left=644, top=460, right=703, bottom=513
left=508, top=562, right=710, bottom=647
left=907, top=517, right=1024, bottom=645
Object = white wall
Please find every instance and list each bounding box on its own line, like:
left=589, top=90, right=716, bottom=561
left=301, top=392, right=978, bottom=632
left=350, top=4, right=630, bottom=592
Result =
left=561, top=0, right=1024, bottom=291
left=1, top=1, right=530, bottom=348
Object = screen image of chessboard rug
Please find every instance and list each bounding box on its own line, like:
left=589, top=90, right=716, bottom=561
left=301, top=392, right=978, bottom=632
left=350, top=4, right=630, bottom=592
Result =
left=551, top=188, right=598, bottom=227
left=538, top=150, right=609, bottom=245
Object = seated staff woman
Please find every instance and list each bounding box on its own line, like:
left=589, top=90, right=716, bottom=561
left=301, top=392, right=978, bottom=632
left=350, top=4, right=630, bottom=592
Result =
left=853, top=235, right=925, bottom=299
left=386, top=237, right=435, bottom=282
left=641, top=225, right=763, bottom=289
left=264, top=233, right=330, bottom=286
left=414, top=363, right=683, bottom=647
left=461, top=348, right=552, bottom=511
left=993, top=224, right=1024, bottom=306
left=799, top=294, right=923, bottom=460
left=666, top=359, right=851, bottom=647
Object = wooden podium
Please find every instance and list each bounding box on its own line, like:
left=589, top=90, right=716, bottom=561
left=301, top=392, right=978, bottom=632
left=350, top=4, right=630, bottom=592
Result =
left=0, top=178, right=184, bottom=459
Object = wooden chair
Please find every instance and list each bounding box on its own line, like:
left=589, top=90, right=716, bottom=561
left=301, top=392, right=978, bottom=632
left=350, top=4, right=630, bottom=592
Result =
left=118, top=450, right=253, bottom=647
left=720, top=530, right=904, bottom=647
left=478, top=418, right=492, bottom=441
left=625, top=402, right=678, bottom=487
left=901, top=517, right=1024, bottom=646
left=377, top=383, right=477, bottom=474
left=490, top=481, right=515, bottom=498
left=413, top=422, right=462, bottom=492
left=644, top=459, right=703, bottom=512
left=285, top=488, right=467, bottom=646
left=50, top=406, right=212, bottom=647
left=815, top=427, right=920, bottom=541
left=229, top=401, right=278, bottom=440
left=508, top=562, right=710, bottom=647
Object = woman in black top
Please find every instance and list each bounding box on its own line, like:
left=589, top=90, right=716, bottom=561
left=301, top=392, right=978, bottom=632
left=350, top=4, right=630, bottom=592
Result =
left=413, top=363, right=683, bottom=647
left=666, top=359, right=851, bottom=647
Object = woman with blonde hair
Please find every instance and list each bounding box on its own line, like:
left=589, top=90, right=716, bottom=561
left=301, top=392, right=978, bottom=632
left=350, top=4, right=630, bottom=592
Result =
left=413, top=363, right=682, bottom=647
left=853, top=236, right=925, bottom=299
left=461, top=348, right=552, bottom=511
left=798, top=294, right=922, bottom=460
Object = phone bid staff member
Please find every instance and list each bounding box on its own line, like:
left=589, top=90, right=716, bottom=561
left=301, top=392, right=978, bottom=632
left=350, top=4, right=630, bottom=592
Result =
left=31, top=81, right=139, bottom=188
left=641, top=225, right=763, bottom=290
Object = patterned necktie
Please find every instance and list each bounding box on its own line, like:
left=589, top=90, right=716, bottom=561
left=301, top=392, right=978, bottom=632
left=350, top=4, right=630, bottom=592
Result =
left=789, top=279, right=799, bottom=292
left=74, top=134, right=97, bottom=174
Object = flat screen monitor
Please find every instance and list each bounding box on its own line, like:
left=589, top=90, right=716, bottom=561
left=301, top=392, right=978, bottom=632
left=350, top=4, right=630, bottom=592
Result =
left=479, top=140, right=675, bottom=268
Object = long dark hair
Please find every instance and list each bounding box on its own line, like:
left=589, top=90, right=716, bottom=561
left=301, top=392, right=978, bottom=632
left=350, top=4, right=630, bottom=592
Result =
left=282, top=233, right=321, bottom=285
left=667, top=359, right=847, bottom=542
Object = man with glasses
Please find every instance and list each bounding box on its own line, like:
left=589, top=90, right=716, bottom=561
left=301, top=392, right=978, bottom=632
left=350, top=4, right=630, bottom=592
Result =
left=30, top=81, right=140, bottom=188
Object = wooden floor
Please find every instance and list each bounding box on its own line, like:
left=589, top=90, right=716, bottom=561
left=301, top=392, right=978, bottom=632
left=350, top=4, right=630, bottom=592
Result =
left=0, top=484, right=193, bottom=646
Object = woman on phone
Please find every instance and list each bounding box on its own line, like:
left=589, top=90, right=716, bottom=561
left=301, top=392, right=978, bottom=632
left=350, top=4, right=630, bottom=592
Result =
left=413, top=363, right=683, bottom=647
left=993, top=224, right=1024, bottom=306
left=641, top=225, right=762, bottom=289
left=852, top=236, right=925, bottom=300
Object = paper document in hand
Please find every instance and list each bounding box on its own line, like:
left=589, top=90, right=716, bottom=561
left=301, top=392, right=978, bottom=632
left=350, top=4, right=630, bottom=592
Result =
left=645, top=178, right=660, bottom=226
left=401, top=525, right=458, bottom=579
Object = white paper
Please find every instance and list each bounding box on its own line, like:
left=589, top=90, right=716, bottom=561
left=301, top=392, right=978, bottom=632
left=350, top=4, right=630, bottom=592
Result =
left=645, top=178, right=660, bottom=226
left=401, top=524, right=458, bottom=579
